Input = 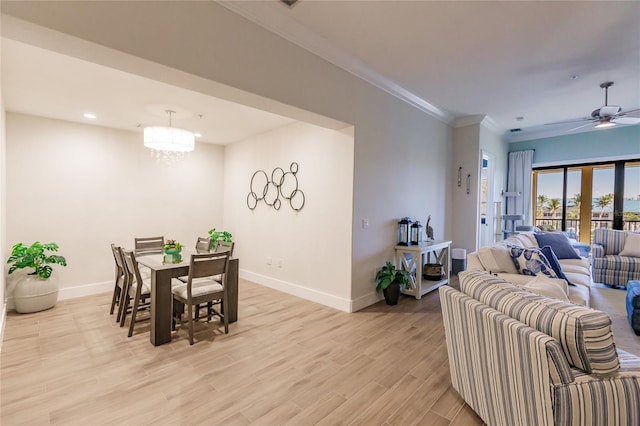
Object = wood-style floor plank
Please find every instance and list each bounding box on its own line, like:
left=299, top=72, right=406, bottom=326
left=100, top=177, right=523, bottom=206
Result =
left=1, top=277, right=483, bottom=425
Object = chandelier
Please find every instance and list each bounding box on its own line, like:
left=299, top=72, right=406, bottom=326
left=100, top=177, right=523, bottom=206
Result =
left=144, top=110, right=195, bottom=154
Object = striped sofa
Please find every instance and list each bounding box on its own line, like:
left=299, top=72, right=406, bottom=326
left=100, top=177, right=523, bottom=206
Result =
left=441, top=270, right=640, bottom=426
left=592, top=229, right=640, bottom=288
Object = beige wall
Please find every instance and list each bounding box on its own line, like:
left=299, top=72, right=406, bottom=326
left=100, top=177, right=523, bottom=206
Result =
left=1, top=97, right=6, bottom=338
left=224, top=122, right=354, bottom=310
left=2, top=2, right=453, bottom=310
left=5, top=113, right=224, bottom=303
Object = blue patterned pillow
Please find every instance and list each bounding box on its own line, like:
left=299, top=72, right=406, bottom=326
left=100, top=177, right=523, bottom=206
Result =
left=509, top=246, right=559, bottom=278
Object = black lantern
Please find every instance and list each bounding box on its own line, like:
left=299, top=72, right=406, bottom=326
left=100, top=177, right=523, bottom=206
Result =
left=411, top=221, right=423, bottom=246
left=398, top=217, right=412, bottom=246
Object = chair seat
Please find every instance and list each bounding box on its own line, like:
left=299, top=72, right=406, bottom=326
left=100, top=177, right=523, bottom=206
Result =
left=131, top=278, right=151, bottom=295
left=171, top=278, right=223, bottom=299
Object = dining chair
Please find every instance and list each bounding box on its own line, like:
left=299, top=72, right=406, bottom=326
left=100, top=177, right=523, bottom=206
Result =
left=171, top=251, right=231, bottom=345
left=120, top=249, right=152, bottom=337
left=109, top=244, right=125, bottom=321
left=195, top=236, right=211, bottom=253
left=214, top=240, right=235, bottom=257
left=134, top=236, right=164, bottom=256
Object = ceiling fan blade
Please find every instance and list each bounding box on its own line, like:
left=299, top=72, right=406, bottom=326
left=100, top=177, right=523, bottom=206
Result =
left=618, top=108, right=640, bottom=118
left=544, top=117, right=592, bottom=126
left=567, top=122, right=596, bottom=132
left=613, top=116, right=640, bottom=125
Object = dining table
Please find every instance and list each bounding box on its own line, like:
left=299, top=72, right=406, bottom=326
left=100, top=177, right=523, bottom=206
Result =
left=136, top=249, right=239, bottom=346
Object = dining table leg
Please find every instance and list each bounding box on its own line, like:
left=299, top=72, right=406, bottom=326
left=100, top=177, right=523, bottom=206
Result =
left=150, top=268, right=176, bottom=346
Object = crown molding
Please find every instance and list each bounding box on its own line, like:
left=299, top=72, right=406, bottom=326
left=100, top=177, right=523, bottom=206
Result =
left=453, top=114, right=503, bottom=133
left=217, top=0, right=453, bottom=124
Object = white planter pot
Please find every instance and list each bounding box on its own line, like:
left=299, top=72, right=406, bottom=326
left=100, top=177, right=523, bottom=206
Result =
left=12, top=274, right=59, bottom=314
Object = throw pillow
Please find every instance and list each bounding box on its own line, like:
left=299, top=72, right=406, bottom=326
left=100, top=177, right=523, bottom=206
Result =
left=534, top=232, right=581, bottom=259
left=522, top=275, right=570, bottom=301
left=538, top=245, right=575, bottom=286
left=619, top=232, right=640, bottom=257
left=509, top=246, right=559, bottom=278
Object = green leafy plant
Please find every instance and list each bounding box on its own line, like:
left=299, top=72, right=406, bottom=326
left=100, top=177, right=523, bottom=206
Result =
left=7, top=242, right=67, bottom=279
left=375, top=261, right=411, bottom=292
left=163, top=239, right=182, bottom=251
left=208, top=228, right=233, bottom=243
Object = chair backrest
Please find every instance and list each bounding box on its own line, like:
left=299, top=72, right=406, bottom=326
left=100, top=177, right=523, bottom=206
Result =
left=134, top=236, right=164, bottom=256
left=122, top=250, right=145, bottom=296
left=214, top=240, right=235, bottom=257
left=593, top=228, right=628, bottom=255
left=189, top=252, right=230, bottom=283
left=195, top=237, right=212, bottom=252
left=111, top=243, right=125, bottom=270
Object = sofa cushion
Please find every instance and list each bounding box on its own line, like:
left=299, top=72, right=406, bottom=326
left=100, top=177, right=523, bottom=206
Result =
left=522, top=275, right=570, bottom=302
left=620, top=232, right=640, bottom=257
left=509, top=246, right=559, bottom=278
left=476, top=245, right=519, bottom=274
left=567, top=283, right=590, bottom=307
left=459, top=270, right=619, bottom=375
left=534, top=232, right=581, bottom=259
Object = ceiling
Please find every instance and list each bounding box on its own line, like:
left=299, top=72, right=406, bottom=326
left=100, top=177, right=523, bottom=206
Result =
left=2, top=1, right=640, bottom=144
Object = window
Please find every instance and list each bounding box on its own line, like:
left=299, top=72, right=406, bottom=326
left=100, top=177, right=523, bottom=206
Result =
left=533, top=159, right=639, bottom=243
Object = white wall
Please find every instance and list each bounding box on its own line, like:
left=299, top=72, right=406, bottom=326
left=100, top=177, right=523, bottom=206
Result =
left=5, top=113, right=224, bottom=303
left=0, top=97, right=6, bottom=344
left=224, top=122, right=354, bottom=310
left=451, top=124, right=481, bottom=253
left=2, top=2, right=453, bottom=311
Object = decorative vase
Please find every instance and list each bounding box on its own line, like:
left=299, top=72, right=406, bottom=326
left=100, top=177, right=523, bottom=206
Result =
left=382, top=282, right=401, bottom=305
left=163, top=247, right=182, bottom=264
left=12, top=274, right=59, bottom=313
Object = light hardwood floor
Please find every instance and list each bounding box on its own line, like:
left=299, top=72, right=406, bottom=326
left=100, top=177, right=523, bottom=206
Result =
left=1, top=278, right=483, bottom=426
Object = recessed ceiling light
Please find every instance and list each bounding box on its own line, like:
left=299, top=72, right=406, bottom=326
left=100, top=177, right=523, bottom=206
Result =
left=569, top=75, right=578, bottom=80
left=515, top=116, right=524, bottom=121
left=194, top=133, right=202, bottom=138
left=83, top=113, right=97, bottom=119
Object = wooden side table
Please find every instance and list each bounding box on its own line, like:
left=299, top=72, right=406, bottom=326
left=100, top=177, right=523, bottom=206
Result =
left=395, top=240, right=452, bottom=299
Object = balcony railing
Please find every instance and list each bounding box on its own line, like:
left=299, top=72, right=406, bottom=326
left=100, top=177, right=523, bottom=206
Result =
left=533, top=218, right=640, bottom=243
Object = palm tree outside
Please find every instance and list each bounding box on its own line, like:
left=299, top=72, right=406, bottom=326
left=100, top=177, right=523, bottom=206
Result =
left=594, top=193, right=614, bottom=219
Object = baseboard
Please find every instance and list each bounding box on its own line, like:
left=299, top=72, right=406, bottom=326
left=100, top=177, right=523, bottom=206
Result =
left=5, top=280, right=112, bottom=312
left=0, top=301, right=6, bottom=352
left=58, top=280, right=112, bottom=300
left=350, top=292, right=383, bottom=312
left=240, top=270, right=354, bottom=312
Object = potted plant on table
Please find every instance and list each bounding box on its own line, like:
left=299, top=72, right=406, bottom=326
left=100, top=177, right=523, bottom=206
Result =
left=6, top=241, right=67, bottom=313
left=208, top=228, right=233, bottom=249
left=375, top=261, right=411, bottom=305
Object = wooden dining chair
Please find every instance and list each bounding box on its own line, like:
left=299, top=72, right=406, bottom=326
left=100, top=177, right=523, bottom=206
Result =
left=171, top=251, right=231, bottom=345
left=214, top=240, right=235, bottom=257
left=134, top=236, right=164, bottom=256
left=120, top=249, right=152, bottom=337
left=109, top=244, right=126, bottom=321
left=195, top=236, right=211, bottom=253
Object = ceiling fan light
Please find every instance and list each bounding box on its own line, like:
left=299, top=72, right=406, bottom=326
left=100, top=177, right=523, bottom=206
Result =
left=595, top=119, right=616, bottom=129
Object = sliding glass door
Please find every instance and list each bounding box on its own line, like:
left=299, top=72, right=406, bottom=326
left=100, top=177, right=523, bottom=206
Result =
left=533, top=158, right=639, bottom=243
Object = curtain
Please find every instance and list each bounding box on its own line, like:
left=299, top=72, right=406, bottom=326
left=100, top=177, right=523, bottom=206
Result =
left=506, top=150, right=534, bottom=229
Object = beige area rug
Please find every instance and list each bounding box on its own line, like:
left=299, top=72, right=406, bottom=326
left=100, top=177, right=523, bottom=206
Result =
left=590, top=285, right=640, bottom=356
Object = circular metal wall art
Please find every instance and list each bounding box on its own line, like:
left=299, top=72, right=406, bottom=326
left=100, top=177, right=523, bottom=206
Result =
left=247, top=162, right=305, bottom=212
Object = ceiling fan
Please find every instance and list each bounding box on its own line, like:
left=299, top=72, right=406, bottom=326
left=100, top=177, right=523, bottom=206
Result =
left=545, top=81, right=640, bottom=131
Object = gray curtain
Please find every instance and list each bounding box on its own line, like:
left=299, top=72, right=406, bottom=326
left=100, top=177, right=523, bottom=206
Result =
left=506, top=150, right=534, bottom=228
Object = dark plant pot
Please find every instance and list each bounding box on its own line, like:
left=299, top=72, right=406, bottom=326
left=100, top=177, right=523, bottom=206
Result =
left=383, top=282, right=401, bottom=305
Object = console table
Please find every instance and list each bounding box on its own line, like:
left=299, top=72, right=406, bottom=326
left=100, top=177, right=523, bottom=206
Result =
left=395, top=240, right=452, bottom=299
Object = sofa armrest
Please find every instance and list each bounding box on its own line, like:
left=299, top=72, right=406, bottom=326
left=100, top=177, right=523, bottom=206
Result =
left=592, top=243, right=604, bottom=259
left=554, top=374, right=640, bottom=425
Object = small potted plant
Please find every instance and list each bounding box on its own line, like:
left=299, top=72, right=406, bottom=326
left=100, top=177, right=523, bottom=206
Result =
left=6, top=241, right=67, bottom=313
left=375, top=261, right=411, bottom=305
left=208, top=228, right=232, bottom=249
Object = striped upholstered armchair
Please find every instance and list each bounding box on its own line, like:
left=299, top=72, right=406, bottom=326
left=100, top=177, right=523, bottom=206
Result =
left=592, top=228, right=640, bottom=288
left=441, top=270, right=640, bottom=426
